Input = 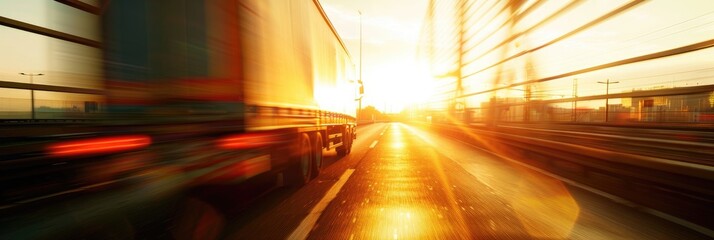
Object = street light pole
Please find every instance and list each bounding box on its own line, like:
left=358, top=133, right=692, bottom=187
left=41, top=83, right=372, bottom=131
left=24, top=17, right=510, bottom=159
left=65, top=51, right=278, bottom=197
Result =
left=359, top=10, right=362, bottom=85
left=358, top=10, right=363, bottom=120
left=19, top=72, right=44, bottom=120
left=597, top=78, right=619, bottom=122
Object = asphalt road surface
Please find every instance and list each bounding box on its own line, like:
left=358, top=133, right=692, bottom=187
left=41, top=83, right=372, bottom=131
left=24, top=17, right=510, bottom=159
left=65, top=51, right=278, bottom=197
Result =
left=217, top=122, right=708, bottom=239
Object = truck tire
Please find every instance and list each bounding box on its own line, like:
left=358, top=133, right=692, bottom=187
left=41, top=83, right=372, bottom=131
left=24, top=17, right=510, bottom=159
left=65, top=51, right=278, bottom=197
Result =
left=336, top=129, right=348, bottom=156
left=287, top=133, right=312, bottom=186
left=312, top=132, right=324, bottom=179
left=336, top=127, right=354, bottom=156
left=346, top=128, right=353, bottom=154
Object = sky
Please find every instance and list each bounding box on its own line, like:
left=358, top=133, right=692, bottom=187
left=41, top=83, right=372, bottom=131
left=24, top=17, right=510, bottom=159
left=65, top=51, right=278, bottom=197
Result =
left=0, top=0, right=430, bottom=114
left=320, top=0, right=430, bottom=113
left=319, top=0, right=714, bottom=114
left=2, top=1, right=711, bottom=115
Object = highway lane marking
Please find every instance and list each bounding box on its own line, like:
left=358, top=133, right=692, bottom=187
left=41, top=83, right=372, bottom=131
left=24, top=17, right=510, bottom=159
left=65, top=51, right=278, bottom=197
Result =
left=380, top=125, right=388, bottom=136
left=369, top=140, right=378, bottom=149
left=288, top=169, right=355, bottom=240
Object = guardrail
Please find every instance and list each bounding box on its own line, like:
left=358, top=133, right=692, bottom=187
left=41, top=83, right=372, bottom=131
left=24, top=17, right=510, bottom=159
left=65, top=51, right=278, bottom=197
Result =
left=412, top=121, right=714, bottom=233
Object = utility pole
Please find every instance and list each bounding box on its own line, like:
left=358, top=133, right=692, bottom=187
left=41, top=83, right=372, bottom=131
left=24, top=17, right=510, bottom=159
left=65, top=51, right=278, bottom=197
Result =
left=597, top=78, right=619, bottom=122
left=19, top=72, right=44, bottom=120
left=455, top=0, right=466, bottom=121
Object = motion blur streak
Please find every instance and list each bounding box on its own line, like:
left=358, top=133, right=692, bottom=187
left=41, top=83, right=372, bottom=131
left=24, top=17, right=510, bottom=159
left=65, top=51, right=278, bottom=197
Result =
left=172, top=198, right=225, bottom=240
left=191, top=155, right=271, bottom=185
left=368, top=206, right=428, bottom=240
left=216, top=133, right=280, bottom=149
left=402, top=123, right=580, bottom=238
left=417, top=127, right=474, bottom=239
left=362, top=123, right=472, bottom=239
left=47, top=135, right=151, bottom=157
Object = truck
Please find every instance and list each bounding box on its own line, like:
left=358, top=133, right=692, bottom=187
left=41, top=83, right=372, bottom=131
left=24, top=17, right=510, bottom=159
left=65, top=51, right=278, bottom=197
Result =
left=0, top=0, right=358, bottom=238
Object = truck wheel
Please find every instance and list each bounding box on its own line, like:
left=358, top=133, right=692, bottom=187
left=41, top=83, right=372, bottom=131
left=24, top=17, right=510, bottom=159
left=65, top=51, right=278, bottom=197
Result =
left=336, top=129, right=348, bottom=156
left=312, top=132, right=324, bottom=179
left=287, top=133, right=312, bottom=186
left=346, top=128, right=353, bottom=154
left=336, top=147, right=346, bottom=156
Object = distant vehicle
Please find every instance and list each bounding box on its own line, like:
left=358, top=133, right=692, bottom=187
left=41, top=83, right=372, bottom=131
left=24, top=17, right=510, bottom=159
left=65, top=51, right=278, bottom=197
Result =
left=1, top=0, right=357, bottom=238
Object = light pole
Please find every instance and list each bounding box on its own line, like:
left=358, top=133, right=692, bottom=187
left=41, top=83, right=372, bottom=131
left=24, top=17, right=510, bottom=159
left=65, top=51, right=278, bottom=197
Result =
left=357, top=81, right=363, bottom=117
left=357, top=10, right=363, bottom=121
left=358, top=10, right=362, bottom=84
left=597, top=78, right=619, bottom=122
left=352, top=79, right=363, bottom=121
left=19, top=72, right=44, bottom=120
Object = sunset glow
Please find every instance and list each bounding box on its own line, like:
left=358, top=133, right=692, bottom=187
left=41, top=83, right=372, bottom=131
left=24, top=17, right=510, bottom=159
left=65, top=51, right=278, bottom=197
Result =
left=1, top=1, right=713, bottom=239
left=321, top=0, right=430, bottom=113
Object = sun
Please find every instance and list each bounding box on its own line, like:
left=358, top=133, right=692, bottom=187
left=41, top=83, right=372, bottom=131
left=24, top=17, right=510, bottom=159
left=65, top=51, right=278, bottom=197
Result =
left=364, top=64, right=434, bottom=113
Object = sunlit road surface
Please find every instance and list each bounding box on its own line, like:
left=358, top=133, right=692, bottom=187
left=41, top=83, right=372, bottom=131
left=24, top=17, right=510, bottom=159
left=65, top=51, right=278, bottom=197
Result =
left=225, top=122, right=708, bottom=239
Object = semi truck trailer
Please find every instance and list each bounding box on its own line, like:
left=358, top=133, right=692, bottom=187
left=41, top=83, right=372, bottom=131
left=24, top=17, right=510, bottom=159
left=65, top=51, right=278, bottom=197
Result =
left=1, top=0, right=357, bottom=238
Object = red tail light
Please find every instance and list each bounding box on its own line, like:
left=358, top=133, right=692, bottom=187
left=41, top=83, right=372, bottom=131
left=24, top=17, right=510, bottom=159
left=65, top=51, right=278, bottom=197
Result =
left=216, top=133, right=278, bottom=149
left=47, top=135, right=152, bottom=157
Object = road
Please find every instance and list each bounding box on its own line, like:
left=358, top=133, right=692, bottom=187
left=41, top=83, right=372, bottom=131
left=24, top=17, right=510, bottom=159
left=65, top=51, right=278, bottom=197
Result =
left=215, top=122, right=707, bottom=239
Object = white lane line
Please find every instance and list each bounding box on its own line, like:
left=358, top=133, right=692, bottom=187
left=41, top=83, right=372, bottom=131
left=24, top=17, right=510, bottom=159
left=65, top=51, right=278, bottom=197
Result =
left=288, top=169, right=356, bottom=240
left=369, top=140, right=378, bottom=149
